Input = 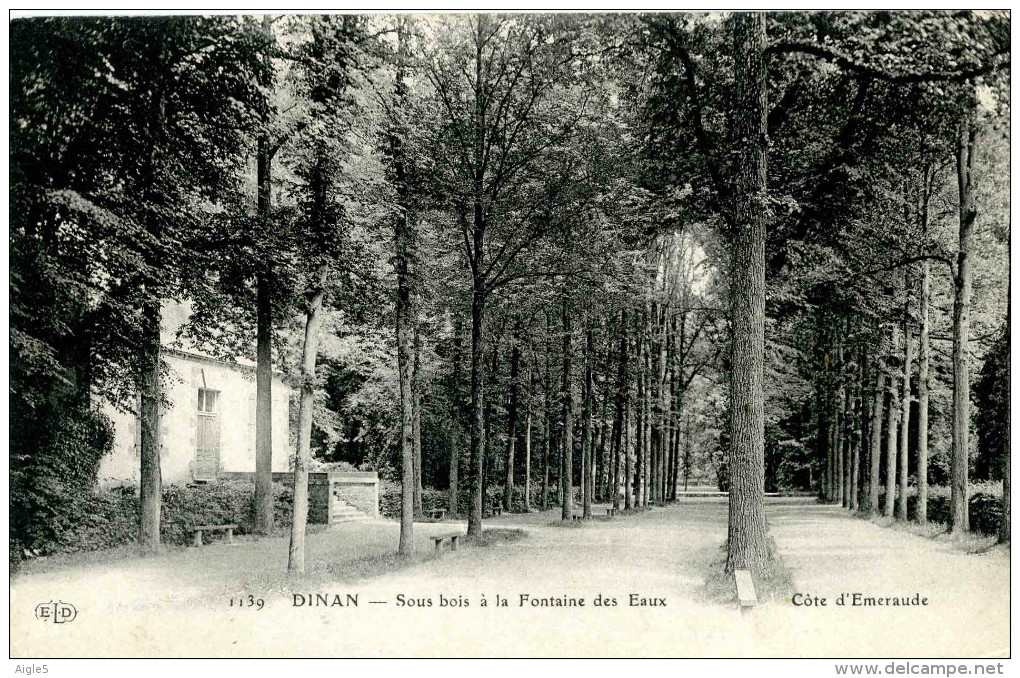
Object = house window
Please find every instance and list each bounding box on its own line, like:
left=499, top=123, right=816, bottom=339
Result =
left=198, top=388, right=219, bottom=414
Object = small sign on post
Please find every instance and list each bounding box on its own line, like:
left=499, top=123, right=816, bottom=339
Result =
left=734, top=569, right=758, bottom=614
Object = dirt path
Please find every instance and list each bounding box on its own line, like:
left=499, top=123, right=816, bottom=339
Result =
left=10, top=498, right=1008, bottom=657
left=767, top=501, right=1009, bottom=658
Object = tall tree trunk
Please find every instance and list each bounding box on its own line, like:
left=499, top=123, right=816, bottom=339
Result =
left=412, top=327, right=424, bottom=519
left=834, top=346, right=846, bottom=506
left=449, top=315, right=463, bottom=516
left=561, top=293, right=574, bottom=520
left=868, top=332, right=887, bottom=515
left=885, top=324, right=900, bottom=518
left=650, top=307, right=661, bottom=505
left=468, top=289, right=486, bottom=536
left=849, top=356, right=862, bottom=513
left=918, top=260, right=931, bottom=524
left=726, top=11, right=770, bottom=577
left=288, top=267, right=327, bottom=575
left=483, top=345, right=496, bottom=515
left=138, top=83, right=167, bottom=552
left=898, top=288, right=913, bottom=522
left=951, top=102, right=977, bottom=534
left=640, top=309, right=648, bottom=505
left=823, top=322, right=835, bottom=501
left=815, top=318, right=830, bottom=501
left=582, top=324, right=594, bottom=518
left=999, top=287, right=1010, bottom=543
left=607, top=397, right=616, bottom=507
left=623, top=383, right=632, bottom=509
left=842, top=374, right=852, bottom=509
left=612, top=309, right=628, bottom=510
left=857, top=350, right=870, bottom=510
left=597, top=377, right=609, bottom=501
left=825, top=421, right=834, bottom=501
left=138, top=306, right=162, bottom=552
left=395, top=242, right=413, bottom=551
left=917, top=165, right=932, bottom=524
left=820, top=382, right=832, bottom=500
left=254, top=14, right=276, bottom=535
left=466, top=17, right=488, bottom=538
left=683, top=413, right=692, bottom=492
left=524, top=360, right=534, bottom=512
left=542, top=320, right=552, bottom=510
left=670, top=404, right=681, bottom=500
left=504, top=327, right=521, bottom=511
left=393, top=46, right=416, bottom=548
left=662, top=314, right=673, bottom=502
left=633, top=312, right=643, bottom=507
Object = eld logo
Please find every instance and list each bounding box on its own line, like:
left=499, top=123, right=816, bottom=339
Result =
left=34, top=601, right=77, bottom=624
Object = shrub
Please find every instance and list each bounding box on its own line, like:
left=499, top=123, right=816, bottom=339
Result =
left=878, top=488, right=1004, bottom=536
left=159, top=480, right=294, bottom=545
left=11, top=403, right=115, bottom=562
left=17, top=480, right=298, bottom=559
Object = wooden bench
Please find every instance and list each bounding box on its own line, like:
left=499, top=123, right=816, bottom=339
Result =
left=192, top=524, right=237, bottom=547
left=606, top=508, right=617, bottom=517
left=491, top=505, right=503, bottom=516
left=734, top=569, right=758, bottom=614
left=426, top=508, right=447, bottom=522
left=430, top=532, right=461, bottom=554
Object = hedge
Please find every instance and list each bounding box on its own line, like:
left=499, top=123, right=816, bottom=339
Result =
left=15, top=480, right=296, bottom=563
left=876, top=491, right=1004, bottom=536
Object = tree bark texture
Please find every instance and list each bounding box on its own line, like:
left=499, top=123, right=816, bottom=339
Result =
left=504, top=330, right=521, bottom=510
left=542, top=325, right=552, bottom=509
left=849, top=358, right=862, bottom=513
left=412, top=329, right=424, bottom=519
left=253, top=19, right=276, bottom=534
left=951, top=105, right=976, bottom=534
left=918, top=261, right=931, bottom=524
left=869, top=332, right=885, bottom=513
left=725, top=11, right=770, bottom=578
left=612, top=309, right=628, bottom=509
left=288, top=267, right=327, bottom=575
left=898, top=292, right=913, bottom=522
left=468, top=291, right=486, bottom=536
left=885, top=325, right=900, bottom=518
left=449, top=316, right=463, bottom=516
left=561, top=293, right=574, bottom=520
left=395, top=202, right=416, bottom=554
left=138, top=306, right=162, bottom=552
left=1000, top=287, right=1010, bottom=543
left=254, top=275, right=274, bottom=535
left=582, top=325, right=594, bottom=518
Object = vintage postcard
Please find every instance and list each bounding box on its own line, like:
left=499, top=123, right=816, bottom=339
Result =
left=8, top=9, right=1010, bottom=661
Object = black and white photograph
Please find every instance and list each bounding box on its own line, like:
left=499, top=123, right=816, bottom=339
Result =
left=8, top=9, right=1012, bottom=662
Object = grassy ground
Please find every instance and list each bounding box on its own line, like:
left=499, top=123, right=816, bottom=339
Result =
left=11, top=518, right=519, bottom=605
left=11, top=498, right=1009, bottom=657
left=865, top=514, right=1008, bottom=554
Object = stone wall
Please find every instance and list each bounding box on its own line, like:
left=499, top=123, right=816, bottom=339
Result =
left=218, top=471, right=379, bottom=524
left=329, top=472, right=379, bottom=518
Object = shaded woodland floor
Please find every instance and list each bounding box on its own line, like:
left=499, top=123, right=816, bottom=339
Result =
left=10, top=498, right=1008, bottom=657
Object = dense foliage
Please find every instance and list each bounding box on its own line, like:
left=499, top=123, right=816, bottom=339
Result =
left=10, top=12, right=1010, bottom=567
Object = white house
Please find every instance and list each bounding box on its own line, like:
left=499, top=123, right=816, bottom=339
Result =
left=98, top=303, right=293, bottom=487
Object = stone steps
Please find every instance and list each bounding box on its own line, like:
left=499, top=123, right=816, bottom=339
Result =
left=330, top=497, right=371, bottom=524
